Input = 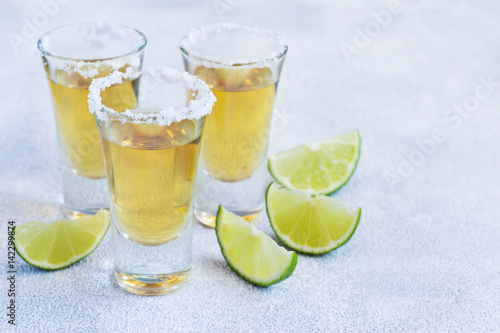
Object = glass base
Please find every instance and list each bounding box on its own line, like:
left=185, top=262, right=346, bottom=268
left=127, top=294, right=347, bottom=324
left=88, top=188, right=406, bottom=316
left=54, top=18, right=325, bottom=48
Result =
left=195, top=207, right=262, bottom=228
left=111, top=209, right=193, bottom=295
left=194, top=158, right=270, bottom=228
left=61, top=165, right=109, bottom=218
left=114, top=269, right=190, bottom=296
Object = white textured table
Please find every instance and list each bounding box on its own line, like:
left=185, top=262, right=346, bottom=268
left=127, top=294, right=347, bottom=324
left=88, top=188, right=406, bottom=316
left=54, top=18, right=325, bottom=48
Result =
left=1, top=1, right=499, bottom=332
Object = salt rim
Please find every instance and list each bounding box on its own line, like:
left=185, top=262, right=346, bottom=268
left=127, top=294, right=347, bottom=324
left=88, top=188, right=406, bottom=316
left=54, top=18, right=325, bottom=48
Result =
left=53, top=56, right=142, bottom=79
left=37, top=23, right=146, bottom=79
left=179, top=23, right=288, bottom=67
left=87, top=67, right=216, bottom=127
left=37, top=22, right=147, bottom=61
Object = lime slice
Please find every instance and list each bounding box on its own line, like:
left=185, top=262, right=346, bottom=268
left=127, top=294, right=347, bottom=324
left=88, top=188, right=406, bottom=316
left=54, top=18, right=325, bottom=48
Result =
left=14, top=210, right=110, bottom=270
left=215, top=206, right=297, bottom=287
left=266, top=183, right=361, bottom=255
left=268, top=130, right=361, bottom=195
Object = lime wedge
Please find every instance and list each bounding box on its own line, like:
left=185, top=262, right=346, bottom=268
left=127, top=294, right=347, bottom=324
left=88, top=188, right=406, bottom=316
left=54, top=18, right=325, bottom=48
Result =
left=14, top=210, right=110, bottom=270
left=266, top=183, right=361, bottom=255
left=215, top=206, right=297, bottom=286
left=268, top=130, right=361, bottom=195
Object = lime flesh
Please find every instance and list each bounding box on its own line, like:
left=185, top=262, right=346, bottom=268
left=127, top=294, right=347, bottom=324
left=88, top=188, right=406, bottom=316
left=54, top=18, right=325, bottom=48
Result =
left=268, top=130, right=361, bottom=195
left=14, top=210, right=110, bottom=270
left=215, top=206, right=297, bottom=286
left=266, top=183, right=361, bottom=255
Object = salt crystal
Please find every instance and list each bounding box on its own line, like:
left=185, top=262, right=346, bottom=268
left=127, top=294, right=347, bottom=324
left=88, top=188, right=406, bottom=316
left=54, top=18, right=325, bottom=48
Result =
left=88, top=67, right=216, bottom=126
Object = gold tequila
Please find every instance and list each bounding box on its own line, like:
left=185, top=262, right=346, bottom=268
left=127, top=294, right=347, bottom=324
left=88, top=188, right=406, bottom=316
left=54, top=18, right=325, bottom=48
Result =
left=100, top=118, right=202, bottom=246
left=48, top=66, right=138, bottom=179
left=194, top=66, right=276, bottom=182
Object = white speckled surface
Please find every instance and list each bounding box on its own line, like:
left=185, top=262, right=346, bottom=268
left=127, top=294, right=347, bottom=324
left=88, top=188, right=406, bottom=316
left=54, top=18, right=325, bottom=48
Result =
left=1, top=0, right=500, bottom=332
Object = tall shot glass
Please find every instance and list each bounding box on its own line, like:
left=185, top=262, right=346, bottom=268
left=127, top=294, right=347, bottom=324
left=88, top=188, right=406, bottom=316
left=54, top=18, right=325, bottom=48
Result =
left=88, top=68, right=216, bottom=295
left=180, top=24, right=288, bottom=227
left=37, top=23, right=146, bottom=218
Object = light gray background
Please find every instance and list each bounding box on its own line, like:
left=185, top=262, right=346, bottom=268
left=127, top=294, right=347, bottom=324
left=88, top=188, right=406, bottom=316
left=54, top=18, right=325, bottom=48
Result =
left=1, top=0, right=499, bottom=332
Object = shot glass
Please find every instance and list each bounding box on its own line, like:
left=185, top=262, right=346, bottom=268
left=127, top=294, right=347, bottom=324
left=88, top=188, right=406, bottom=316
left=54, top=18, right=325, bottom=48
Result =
left=88, top=67, right=215, bottom=295
left=180, top=23, right=288, bottom=227
left=37, top=22, right=147, bottom=218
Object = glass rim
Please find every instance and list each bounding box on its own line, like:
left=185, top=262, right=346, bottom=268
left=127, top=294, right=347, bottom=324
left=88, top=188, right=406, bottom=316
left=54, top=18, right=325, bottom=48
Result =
left=37, top=22, right=147, bottom=62
left=88, top=67, right=216, bottom=126
left=179, top=23, right=288, bottom=67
